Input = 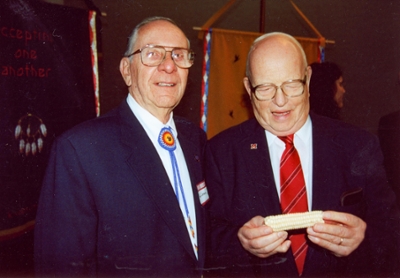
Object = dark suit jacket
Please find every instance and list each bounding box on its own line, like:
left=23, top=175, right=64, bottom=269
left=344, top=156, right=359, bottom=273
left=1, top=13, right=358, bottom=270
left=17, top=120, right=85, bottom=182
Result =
left=34, top=100, right=207, bottom=277
left=204, top=113, right=400, bottom=277
left=378, top=110, right=400, bottom=207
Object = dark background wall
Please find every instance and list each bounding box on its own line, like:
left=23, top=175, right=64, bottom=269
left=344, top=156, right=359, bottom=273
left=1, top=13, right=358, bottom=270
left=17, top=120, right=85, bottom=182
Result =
left=77, top=0, right=400, bottom=135
left=49, top=0, right=400, bottom=134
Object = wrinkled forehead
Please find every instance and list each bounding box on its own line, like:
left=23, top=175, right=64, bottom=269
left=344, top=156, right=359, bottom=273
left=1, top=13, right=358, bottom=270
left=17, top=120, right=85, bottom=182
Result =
left=135, top=20, right=189, bottom=50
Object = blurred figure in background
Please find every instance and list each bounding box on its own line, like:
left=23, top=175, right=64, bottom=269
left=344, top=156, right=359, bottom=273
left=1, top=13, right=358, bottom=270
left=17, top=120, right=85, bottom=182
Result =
left=309, top=62, right=345, bottom=120
left=378, top=71, right=400, bottom=207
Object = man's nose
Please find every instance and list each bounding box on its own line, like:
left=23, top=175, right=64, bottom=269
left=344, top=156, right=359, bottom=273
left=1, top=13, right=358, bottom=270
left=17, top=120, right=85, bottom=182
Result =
left=273, top=87, right=289, bottom=106
left=158, top=51, right=177, bottom=73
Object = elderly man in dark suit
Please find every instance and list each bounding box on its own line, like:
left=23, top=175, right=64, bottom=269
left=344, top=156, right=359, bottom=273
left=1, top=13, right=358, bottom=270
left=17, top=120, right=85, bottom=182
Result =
left=34, top=17, right=207, bottom=277
left=205, top=32, right=400, bottom=277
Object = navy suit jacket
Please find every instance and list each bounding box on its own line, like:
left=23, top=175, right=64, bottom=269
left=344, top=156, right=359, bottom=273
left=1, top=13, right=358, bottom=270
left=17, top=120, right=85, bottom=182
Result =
left=205, top=113, right=400, bottom=277
left=378, top=110, right=400, bottom=207
left=34, top=100, right=207, bottom=277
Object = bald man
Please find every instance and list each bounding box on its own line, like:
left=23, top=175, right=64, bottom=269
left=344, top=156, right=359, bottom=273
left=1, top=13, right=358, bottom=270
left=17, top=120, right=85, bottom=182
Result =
left=204, top=32, right=400, bottom=277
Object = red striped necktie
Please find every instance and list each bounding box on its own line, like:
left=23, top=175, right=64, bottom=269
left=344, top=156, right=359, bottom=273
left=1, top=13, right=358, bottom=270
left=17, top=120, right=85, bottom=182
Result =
left=279, top=134, right=308, bottom=276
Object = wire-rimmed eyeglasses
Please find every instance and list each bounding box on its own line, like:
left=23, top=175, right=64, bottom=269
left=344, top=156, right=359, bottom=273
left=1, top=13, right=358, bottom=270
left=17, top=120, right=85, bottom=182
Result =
left=126, top=45, right=195, bottom=69
left=250, top=75, right=307, bottom=101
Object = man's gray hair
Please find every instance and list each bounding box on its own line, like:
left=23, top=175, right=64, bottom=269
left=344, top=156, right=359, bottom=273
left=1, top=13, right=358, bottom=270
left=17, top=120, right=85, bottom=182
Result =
left=124, top=16, right=189, bottom=57
left=245, top=32, right=308, bottom=79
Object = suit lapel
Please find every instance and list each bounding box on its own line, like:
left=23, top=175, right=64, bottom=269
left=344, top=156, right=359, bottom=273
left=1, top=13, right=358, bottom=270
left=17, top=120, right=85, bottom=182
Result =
left=238, top=119, right=282, bottom=217
left=117, top=102, right=197, bottom=262
left=310, top=114, right=343, bottom=211
left=304, top=114, right=344, bottom=274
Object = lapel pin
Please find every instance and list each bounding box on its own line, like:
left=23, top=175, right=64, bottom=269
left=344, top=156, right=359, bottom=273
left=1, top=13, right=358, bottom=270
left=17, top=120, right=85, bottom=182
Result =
left=250, top=143, right=257, bottom=150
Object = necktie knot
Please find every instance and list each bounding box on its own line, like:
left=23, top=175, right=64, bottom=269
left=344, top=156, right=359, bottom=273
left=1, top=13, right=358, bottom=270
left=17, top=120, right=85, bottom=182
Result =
left=158, top=127, right=176, bottom=152
left=278, top=134, right=294, bottom=146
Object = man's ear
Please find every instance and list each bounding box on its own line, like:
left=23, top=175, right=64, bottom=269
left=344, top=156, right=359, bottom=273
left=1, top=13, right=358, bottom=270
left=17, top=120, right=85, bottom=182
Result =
left=306, top=65, right=312, bottom=83
left=306, top=65, right=312, bottom=96
left=119, top=57, right=132, bottom=86
left=243, top=77, right=252, bottom=98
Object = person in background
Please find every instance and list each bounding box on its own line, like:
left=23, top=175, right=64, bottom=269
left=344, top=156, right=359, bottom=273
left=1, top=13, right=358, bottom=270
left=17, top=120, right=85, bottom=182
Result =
left=34, top=16, right=207, bottom=277
left=378, top=71, right=400, bottom=207
left=205, top=32, right=400, bottom=277
left=309, top=61, right=345, bottom=120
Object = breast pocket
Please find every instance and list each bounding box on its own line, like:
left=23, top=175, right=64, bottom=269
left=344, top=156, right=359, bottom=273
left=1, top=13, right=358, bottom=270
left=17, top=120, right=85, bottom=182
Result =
left=340, top=187, right=365, bottom=217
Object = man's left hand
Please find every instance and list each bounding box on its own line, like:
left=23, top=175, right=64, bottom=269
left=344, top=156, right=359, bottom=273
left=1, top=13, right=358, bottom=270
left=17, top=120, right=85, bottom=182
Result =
left=306, top=210, right=366, bottom=257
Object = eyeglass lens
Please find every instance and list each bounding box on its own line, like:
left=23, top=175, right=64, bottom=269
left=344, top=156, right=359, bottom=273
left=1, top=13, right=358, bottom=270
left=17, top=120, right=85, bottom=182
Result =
left=141, top=46, right=193, bottom=68
left=255, top=80, right=304, bottom=100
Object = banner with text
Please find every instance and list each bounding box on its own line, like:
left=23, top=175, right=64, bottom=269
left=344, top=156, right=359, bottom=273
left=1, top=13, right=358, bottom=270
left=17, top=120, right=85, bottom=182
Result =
left=0, top=0, right=98, bottom=239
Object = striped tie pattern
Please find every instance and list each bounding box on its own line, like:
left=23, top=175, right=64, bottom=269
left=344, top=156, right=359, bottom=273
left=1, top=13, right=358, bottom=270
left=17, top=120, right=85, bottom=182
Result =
left=279, top=134, right=308, bottom=276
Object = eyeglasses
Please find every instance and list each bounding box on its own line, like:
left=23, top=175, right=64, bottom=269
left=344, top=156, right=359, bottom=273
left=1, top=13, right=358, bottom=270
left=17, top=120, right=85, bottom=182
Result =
left=126, top=45, right=195, bottom=69
left=250, top=75, right=307, bottom=101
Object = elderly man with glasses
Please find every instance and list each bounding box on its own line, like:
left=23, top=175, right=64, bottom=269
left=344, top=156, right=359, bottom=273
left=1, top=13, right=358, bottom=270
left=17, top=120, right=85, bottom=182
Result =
left=35, top=17, right=207, bottom=277
left=204, top=32, right=400, bottom=277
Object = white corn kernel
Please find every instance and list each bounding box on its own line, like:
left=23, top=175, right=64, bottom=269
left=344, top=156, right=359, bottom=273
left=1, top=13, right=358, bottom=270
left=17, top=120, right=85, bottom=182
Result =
left=264, top=211, right=324, bottom=232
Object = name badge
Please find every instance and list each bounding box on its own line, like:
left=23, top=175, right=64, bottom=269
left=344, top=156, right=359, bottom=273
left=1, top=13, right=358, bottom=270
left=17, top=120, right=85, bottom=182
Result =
left=197, top=181, right=209, bottom=206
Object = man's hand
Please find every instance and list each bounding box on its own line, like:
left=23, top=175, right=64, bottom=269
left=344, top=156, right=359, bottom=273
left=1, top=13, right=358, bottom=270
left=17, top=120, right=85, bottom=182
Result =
left=237, top=216, right=291, bottom=258
left=307, top=211, right=366, bottom=257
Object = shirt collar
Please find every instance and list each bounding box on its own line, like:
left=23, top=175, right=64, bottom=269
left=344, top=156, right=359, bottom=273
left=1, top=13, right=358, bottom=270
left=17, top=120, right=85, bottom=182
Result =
left=126, top=94, right=177, bottom=138
left=266, top=115, right=311, bottom=147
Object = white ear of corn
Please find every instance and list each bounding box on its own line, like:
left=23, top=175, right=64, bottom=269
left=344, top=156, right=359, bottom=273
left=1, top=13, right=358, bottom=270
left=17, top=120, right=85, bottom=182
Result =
left=264, top=211, right=324, bottom=232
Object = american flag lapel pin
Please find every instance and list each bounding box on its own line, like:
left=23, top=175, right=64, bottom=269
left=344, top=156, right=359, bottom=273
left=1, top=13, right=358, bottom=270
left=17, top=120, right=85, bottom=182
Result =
left=250, top=143, right=257, bottom=150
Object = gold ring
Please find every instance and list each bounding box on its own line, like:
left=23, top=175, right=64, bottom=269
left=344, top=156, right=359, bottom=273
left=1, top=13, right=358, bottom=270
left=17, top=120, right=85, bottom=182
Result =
left=338, top=238, right=344, bottom=246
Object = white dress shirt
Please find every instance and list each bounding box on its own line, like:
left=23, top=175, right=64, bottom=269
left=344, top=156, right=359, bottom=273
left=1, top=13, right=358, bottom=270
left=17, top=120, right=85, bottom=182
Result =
left=265, top=116, right=313, bottom=209
left=126, top=95, right=198, bottom=258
